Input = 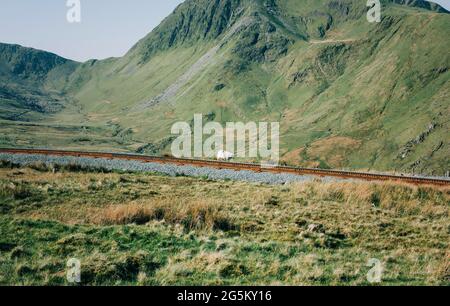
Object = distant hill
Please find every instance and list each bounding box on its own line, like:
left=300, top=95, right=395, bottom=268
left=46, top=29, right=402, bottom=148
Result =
left=0, top=43, right=77, bottom=120
left=0, top=43, right=79, bottom=120
left=0, top=0, right=449, bottom=175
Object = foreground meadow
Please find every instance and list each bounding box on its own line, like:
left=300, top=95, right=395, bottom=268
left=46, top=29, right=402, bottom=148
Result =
left=0, top=161, right=448, bottom=285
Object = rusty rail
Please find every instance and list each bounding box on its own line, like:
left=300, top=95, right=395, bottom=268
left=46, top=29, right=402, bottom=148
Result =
left=0, top=148, right=449, bottom=186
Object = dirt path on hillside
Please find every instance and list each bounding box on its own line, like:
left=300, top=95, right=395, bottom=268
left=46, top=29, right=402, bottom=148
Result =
left=309, top=39, right=356, bottom=44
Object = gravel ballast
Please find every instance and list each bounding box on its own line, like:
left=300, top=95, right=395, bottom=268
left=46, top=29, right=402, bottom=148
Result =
left=0, top=153, right=344, bottom=185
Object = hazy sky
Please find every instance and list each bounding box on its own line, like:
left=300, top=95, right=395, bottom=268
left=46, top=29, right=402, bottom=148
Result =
left=0, top=0, right=184, bottom=62
left=0, top=0, right=448, bottom=62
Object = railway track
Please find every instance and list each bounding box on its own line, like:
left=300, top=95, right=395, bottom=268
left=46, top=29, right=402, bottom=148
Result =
left=1, top=148, right=449, bottom=186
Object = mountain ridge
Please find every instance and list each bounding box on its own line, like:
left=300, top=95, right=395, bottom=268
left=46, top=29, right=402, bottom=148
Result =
left=0, top=0, right=449, bottom=175
left=0, top=43, right=79, bottom=119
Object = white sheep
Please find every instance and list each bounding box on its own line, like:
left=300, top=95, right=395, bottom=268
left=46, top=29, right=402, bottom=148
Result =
left=216, top=150, right=234, bottom=161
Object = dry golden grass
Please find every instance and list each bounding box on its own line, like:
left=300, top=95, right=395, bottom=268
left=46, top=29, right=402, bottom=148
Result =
left=94, top=198, right=235, bottom=231
left=1, top=166, right=448, bottom=285
left=99, top=203, right=153, bottom=225
left=282, top=147, right=304, bottom=165
left=306, top=136, right=362, bottom=168
left=3, top=166, right=448, bottom=229
left=291, top=181, right=449, bottom=217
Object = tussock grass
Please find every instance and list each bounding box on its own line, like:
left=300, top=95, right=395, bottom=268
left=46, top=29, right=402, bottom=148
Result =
left=0, top=166, right=448, bottom=285
left=97, top=199, right=236, bottom=232
left=27, top=161, right=110, bottom=174
left=0, top=160, right=20, bottom=169
left=0, top=181, right=34, bottom=200
left=291, top=181, right=449, bottom=217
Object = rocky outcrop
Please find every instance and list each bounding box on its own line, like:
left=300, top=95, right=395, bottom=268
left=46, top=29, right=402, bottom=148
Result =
left=398, top=123, right=438, bottom=160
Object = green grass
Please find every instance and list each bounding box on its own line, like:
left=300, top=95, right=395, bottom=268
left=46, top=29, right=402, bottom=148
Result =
left=0, top=0, right=449, bottom=175
left=0, top=164, right=448, bottom=285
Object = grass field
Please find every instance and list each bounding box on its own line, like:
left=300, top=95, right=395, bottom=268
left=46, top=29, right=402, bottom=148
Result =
left=0, top=161, right=448, bottom=285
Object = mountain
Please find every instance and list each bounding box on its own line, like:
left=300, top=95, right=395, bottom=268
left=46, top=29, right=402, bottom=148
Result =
left=0, top=43, right=79, bottom=120
left=0, top=0, right=449, bottom=175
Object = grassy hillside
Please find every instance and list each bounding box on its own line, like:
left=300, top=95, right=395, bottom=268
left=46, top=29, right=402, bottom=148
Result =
left=0, top=0, right=449, bottom=175
left=0, top=162, right=448, bottom=285
left=0, top=43, right=79, bottom=121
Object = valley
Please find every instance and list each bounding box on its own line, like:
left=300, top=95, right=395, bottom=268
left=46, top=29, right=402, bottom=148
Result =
left=1, top=0, right=449, bottom=175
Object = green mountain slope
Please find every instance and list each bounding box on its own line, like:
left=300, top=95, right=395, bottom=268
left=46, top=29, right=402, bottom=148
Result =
left=0, top=0, right=449, bottom=175
left=0, top=43, right=79, bottom=120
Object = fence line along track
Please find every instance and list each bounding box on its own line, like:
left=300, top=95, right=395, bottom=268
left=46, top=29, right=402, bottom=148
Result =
left=1, top=148, right=449, bottom=186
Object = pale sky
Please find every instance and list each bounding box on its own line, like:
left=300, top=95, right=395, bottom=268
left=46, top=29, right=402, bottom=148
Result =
left=0, top=0, right=184, bottom=62
left=428, top=0, right=450, bottom=9
left=0, top=0, right=448, bottom=62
